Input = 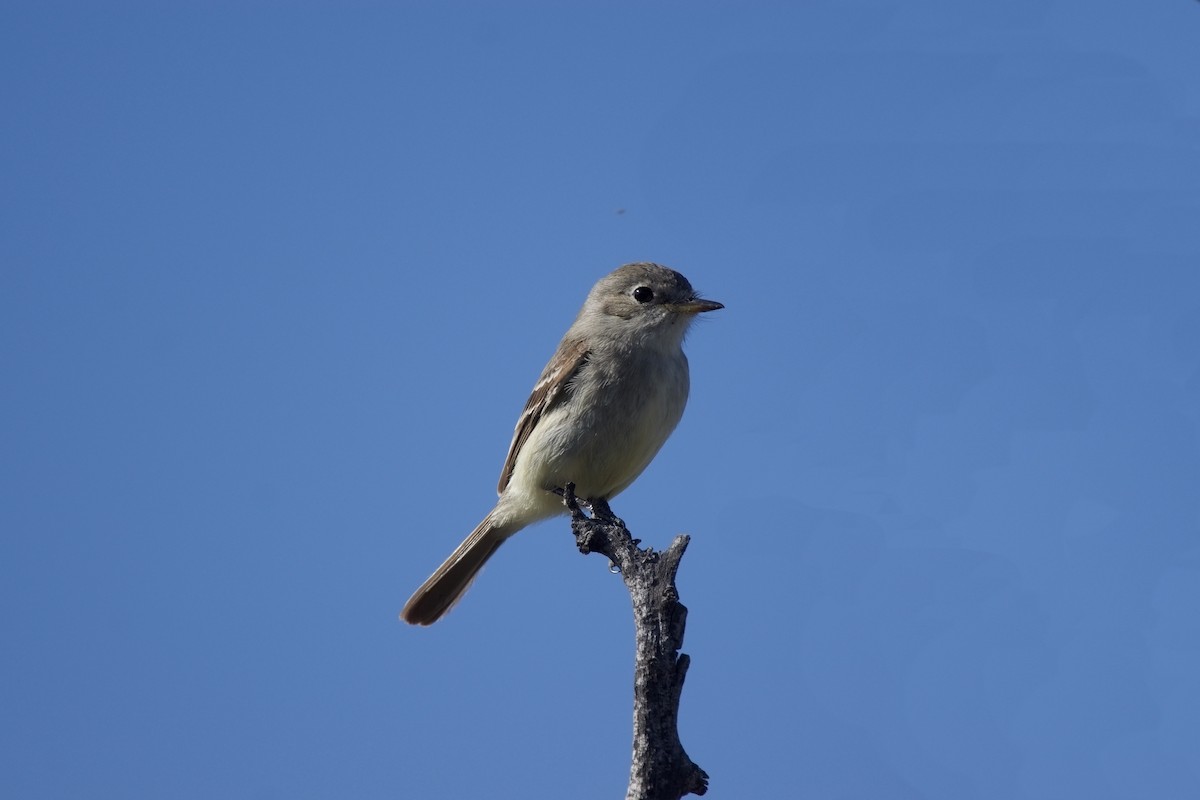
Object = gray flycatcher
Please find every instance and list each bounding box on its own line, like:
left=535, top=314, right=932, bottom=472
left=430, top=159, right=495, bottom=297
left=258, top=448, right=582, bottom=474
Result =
left=401, top=262, right=722, bottom=625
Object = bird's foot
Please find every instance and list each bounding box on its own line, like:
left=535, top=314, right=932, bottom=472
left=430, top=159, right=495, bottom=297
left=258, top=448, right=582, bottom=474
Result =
left=557, top=483, right=587, bottom=520
left=555, top=485, right=624, bottom=527
left=586, top=497, right=625, bottom=528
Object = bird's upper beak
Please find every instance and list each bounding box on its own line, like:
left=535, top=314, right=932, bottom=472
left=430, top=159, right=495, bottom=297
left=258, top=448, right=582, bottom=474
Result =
left=672, top=298, right=724, bottom=314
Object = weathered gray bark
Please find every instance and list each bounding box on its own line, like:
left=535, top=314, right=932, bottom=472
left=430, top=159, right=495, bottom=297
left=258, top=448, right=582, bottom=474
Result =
left=563, top=483, right=709, bottom=800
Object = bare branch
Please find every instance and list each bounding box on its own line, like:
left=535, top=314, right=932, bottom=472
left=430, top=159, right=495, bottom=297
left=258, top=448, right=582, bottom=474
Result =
left=563, top=484, right=709, bottom=800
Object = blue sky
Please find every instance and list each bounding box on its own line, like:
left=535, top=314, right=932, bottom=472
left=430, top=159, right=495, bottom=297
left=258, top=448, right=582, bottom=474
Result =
left=3, top=2, right=1199, bottom=798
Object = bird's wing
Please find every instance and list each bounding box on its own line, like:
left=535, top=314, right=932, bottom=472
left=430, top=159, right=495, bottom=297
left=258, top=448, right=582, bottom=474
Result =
left=497, top=337, right=591, bottom=495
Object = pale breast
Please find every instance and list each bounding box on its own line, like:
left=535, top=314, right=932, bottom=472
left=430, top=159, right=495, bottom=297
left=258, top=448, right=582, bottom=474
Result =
left=511, top=347, right=691, bottom=501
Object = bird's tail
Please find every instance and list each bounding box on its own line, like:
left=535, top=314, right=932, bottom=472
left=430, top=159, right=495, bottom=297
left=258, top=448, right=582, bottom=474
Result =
left=400, top=512, right=509, bottom=625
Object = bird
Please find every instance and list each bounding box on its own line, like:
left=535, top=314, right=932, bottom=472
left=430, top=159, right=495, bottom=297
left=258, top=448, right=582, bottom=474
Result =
left=400, top=262, right=722, bottom=625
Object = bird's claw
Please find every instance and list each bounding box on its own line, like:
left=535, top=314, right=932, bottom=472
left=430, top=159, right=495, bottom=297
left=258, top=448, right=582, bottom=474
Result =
left=587, top=497, right=625, bottom=527
left=558, top=483, right=587, bottom=520
left=556, top=485, right=624, bottom=526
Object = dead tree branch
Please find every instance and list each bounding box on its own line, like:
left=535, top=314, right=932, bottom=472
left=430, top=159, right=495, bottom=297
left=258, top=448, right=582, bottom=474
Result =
left=563, top=483, right=709, bottom=800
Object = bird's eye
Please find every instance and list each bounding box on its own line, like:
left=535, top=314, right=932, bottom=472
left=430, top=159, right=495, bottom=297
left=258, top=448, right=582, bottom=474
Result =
left=633, top=286, right=654, bottom=303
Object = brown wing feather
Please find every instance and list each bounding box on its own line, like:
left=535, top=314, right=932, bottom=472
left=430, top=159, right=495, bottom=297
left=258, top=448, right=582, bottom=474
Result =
left=497, top=337, right=590, bottom=494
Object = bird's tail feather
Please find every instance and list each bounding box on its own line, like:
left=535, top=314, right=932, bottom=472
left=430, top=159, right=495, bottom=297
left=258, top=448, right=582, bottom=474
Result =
left=400, top=513, right=507, bottom=625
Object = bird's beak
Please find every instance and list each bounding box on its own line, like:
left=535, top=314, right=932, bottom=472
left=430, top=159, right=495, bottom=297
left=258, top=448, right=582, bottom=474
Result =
left=672, top=299, right=724, bottom=314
